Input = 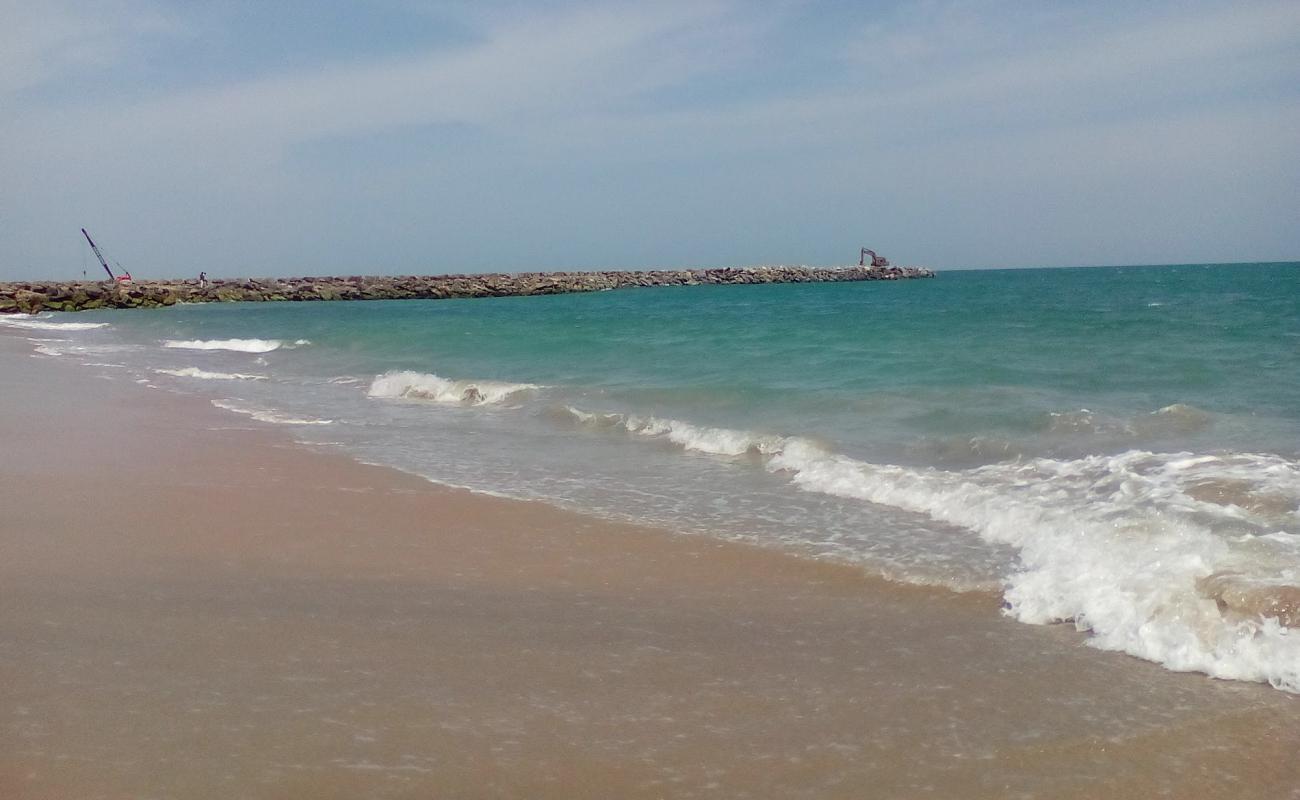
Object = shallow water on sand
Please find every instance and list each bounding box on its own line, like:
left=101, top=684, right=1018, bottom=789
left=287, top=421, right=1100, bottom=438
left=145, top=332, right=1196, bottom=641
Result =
left=3, top=341, right=1298, bottom=799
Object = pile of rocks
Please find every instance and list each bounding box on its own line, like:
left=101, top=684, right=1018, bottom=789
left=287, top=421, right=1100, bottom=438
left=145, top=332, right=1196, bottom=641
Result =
left=0, top=265, right=934, bottom=315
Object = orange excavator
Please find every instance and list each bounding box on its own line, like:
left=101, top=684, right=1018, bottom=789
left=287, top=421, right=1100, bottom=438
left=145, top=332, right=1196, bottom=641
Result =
left=860, top=247, right=890, bottom=268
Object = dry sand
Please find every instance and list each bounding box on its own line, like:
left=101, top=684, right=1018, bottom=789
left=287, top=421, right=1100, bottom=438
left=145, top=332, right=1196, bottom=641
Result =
left=1, top=335, right=1297, bottom=799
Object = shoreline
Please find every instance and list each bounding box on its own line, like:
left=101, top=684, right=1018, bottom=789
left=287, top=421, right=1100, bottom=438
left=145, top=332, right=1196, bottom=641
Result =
left=2, top=333, right=1298, bottom=798
left=0, top=264, right=934, bottom=314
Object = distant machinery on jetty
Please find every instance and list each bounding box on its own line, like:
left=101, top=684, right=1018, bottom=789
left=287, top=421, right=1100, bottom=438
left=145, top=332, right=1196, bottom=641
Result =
left=81, top=228, right=132, bottom=282
left=3, top=265, right=934, bottom=315
left=859, top=247, right=890, bottom=268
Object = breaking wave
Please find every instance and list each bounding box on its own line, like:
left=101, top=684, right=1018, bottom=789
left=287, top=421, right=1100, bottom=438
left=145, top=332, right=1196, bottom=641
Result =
left=27, top=339, right=137, bottom=359
left=559, top=406, right=801, bottom=456
left=560, top=405, right=1300, bottom=692
left=155, top=367, right=268, bottom=381
left=211, top=399, right=332, bottom=425
left=163, top=338, right=309, bottom=353
left=368, top=370, right=539, bottom=406
left=0, top=317, right=110, bottom=331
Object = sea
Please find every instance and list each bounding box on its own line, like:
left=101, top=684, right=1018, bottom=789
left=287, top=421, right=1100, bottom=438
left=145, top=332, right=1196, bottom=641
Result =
left=8, top=262, right=1299, bottom=693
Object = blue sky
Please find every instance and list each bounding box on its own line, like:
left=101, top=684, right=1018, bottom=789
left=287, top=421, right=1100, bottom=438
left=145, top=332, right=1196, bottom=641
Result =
left=2, top=0, right=1297, bottom=279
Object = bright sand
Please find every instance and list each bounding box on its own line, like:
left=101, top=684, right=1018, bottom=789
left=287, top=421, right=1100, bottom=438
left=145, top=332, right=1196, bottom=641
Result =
left=2, top=334, right=1297, bottom=799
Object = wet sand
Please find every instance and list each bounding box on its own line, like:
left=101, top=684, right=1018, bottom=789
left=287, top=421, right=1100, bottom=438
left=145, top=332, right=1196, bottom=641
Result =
left=2, top=335, right=1297, bottom=799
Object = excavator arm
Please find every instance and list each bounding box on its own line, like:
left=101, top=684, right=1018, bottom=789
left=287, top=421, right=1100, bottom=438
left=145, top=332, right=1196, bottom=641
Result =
left=860, top=247, right=890, bottom=268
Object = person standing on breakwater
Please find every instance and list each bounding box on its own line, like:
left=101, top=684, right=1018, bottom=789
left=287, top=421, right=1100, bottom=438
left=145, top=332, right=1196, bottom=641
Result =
left=199, top=271, right=208, bottom=288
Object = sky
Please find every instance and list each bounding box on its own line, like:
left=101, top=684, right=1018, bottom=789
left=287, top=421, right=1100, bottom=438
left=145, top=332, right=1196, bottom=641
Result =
left=2, top=0, right=1298, bottom=280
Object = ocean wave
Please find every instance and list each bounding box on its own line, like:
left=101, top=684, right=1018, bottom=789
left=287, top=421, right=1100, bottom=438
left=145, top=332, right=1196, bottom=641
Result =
left=558, top=405, right=801, bottom=457
left=1198, top=571, right=1300, bottom=628
left=771, top=447, right=1300, bottom=691
left=211, top=400, right=332, bottom=425
left=1042, top=408, right=1115, bottom=435
left=905, top=435, right=1020, bottom=467
left=1040, top=403, right=1214, bottom=438
left=28, top=339, right=136, bottom=358
left=559, top=404, right=1300, bottom=692
left=1140, top=403, right=1214, bottom=434
left=0, top=317, right=110, bottom=331
left=155, top=367, right=268, bottom=381
left=368, top=370, right=539, bottom=406
left=164, top=338, right=293, bottom=353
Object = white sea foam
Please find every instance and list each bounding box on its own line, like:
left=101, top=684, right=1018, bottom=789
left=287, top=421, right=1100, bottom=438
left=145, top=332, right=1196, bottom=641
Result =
left=563, top=405, right=1300, bottom=692
left=164, top=338, right=286, bottom=353
left=368, top=370, right=538, bottom=406
left=155, top=367, right=268, bottom=381
left=562, top=406, right=800, bottom=457
left=211, top=399, right=332, bottom=425
left=0, top=317, right=109, bottom=331
left=27, top=339, right=136, bottom=359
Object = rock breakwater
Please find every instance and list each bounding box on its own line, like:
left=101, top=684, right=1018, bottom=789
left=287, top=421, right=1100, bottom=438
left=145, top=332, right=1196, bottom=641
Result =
left=0, top=264, right=933, bottom=314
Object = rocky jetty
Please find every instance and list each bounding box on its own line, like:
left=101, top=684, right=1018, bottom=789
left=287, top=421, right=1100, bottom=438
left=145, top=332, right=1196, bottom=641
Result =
left=0, top=265, right=933, bottom=315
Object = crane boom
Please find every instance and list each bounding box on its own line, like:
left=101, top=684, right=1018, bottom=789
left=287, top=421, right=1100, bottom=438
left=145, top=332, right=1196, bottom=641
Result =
left=81, top=228, right=116, bottom=280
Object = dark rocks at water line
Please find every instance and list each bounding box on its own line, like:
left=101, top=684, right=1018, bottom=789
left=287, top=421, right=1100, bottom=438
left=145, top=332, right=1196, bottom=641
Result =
left=0, top=265, right=934, bottom=315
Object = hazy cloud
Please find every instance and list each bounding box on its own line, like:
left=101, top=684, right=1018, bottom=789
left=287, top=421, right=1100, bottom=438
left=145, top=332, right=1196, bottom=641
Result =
left=0, top=0, right=181, bottom=96
left=2, top=0, right=1296, bottom=278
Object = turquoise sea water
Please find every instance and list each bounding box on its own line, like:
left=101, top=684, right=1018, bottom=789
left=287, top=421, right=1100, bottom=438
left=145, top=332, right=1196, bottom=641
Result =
left=10, top=262, right=1299, bottom=691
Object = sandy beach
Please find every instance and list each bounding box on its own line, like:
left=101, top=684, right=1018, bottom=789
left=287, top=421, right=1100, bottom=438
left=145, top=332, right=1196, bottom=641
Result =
left=2, top=331, right=1297, bottom=799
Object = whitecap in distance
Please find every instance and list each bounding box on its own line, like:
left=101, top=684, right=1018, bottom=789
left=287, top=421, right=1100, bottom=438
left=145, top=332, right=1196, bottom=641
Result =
left=163, top=338, right=307, bottom=353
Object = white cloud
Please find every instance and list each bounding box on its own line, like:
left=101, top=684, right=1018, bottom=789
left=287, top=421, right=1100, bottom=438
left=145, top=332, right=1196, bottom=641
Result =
left=9, top=2, right=750, bottom=159
left=842, top=0, right=1300, bottom=115
left=0, top=0, right=1296, bottom=276
left=0, top=0, right=181, bottom=96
